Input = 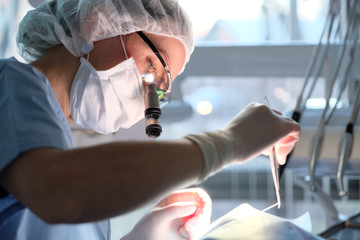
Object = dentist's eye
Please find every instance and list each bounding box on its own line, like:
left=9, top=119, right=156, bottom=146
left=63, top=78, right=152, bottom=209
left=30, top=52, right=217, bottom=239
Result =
left=147, top=59, right=156, bottom=74
left=145, top=58, right=167, bottom=91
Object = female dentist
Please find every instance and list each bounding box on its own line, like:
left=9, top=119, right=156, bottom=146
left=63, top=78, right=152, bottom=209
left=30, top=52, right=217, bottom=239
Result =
left=0, top=0, right=301, bottom=239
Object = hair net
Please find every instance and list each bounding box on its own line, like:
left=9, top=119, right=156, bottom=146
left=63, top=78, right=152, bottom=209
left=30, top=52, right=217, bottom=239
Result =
left=17, top=0, right=194, bottom=70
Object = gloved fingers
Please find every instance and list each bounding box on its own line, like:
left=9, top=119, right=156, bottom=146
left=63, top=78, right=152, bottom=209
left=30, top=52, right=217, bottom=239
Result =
left=185, top=214, right=210, bottom=234
left=270, top=110, right=301, bottom=163
left=156, top=188, right=212, bottom=220
left=157, top=188, right=210, bottom=206
left=273, top=129, right=301, bottom=164
left=124, top=202, right=198, bottom=240
left=154, top=189, right=212, bottom=239
left=178, top=215, right=210, bottom=240
left=179, top=226, right=190, bottom=239
left=260, top=114, right=300, bottom=165
left=154, top=203, right=199, bottom=240
left=153, top=202, right=198, bottom=221
left=270, top=109, right=282, bottom=115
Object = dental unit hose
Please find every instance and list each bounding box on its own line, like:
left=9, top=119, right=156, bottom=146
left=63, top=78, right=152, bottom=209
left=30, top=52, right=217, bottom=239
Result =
left=336, top=125, right=354, bottom=197
left=326, top=5, right=360, bottom=124
left=296, top=0, right=340, bottom=117
left=280, top=0, right=340, bottom=179
left=308, top=0, right=357, bottom=191
left=336, top=82, right=360, bottom=196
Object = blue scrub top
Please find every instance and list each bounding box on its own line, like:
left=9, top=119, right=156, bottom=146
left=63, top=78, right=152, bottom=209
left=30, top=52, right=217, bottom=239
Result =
left=0, top=57, right=110, bottom=240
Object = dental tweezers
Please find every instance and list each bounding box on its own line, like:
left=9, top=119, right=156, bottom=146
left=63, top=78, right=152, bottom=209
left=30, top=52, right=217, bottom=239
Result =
left=264, top=96, right=281, bottom=209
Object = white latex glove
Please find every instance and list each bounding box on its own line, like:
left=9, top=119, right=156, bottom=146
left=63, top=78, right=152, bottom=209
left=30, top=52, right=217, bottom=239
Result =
left=186, top=102, right=301, bottom=181
left=121, top=188, right=212, bottom=240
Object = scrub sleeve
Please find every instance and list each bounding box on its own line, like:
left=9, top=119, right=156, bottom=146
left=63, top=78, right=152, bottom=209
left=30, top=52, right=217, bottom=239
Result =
left=0, top=57, right=110, bottom=240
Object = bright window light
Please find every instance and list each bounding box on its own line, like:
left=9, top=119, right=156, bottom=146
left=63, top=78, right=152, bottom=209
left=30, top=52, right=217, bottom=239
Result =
left=197, top=101, right=213, bottom=115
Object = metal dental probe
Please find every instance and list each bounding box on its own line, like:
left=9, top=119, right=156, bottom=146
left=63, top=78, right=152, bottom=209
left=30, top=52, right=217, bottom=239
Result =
left=269, top=147, right=281, bottom=208
left=264, top=95, right=281, bottom=209
left=262, top=203, right=279, bottom=212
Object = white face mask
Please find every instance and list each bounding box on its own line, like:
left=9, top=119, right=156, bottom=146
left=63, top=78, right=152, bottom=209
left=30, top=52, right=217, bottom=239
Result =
left=69, top=56, right=145, bottom=134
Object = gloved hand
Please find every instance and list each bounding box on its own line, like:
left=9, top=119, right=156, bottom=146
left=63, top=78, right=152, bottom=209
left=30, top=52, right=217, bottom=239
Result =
left=186, top=102, right=301, bottom=181
left=121, top=188, right=212, bottom=240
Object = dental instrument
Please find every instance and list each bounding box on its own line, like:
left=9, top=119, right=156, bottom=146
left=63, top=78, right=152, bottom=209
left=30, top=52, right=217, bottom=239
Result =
left=143, top=73, right=162, bottom=138
left=309, top=0, right=359, bottom=192
left=279, top=0, right=341, bottom=178
left=269, top=148, right=281, bottom=208
left=264, top=95, right=281, bottom=209
left=301, top=13, right=339, bottom=115
left=295, top=0, right=340, bottom=121
left=262, top=202, right=279, bottom=212
left=325, top=7, right=360, bottom=124
left=336, top=81, right=360, bottom=196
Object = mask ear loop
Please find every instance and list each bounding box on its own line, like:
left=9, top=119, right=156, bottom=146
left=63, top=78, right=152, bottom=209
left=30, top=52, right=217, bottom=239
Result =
left=120, top=35, right=128, bottom=59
